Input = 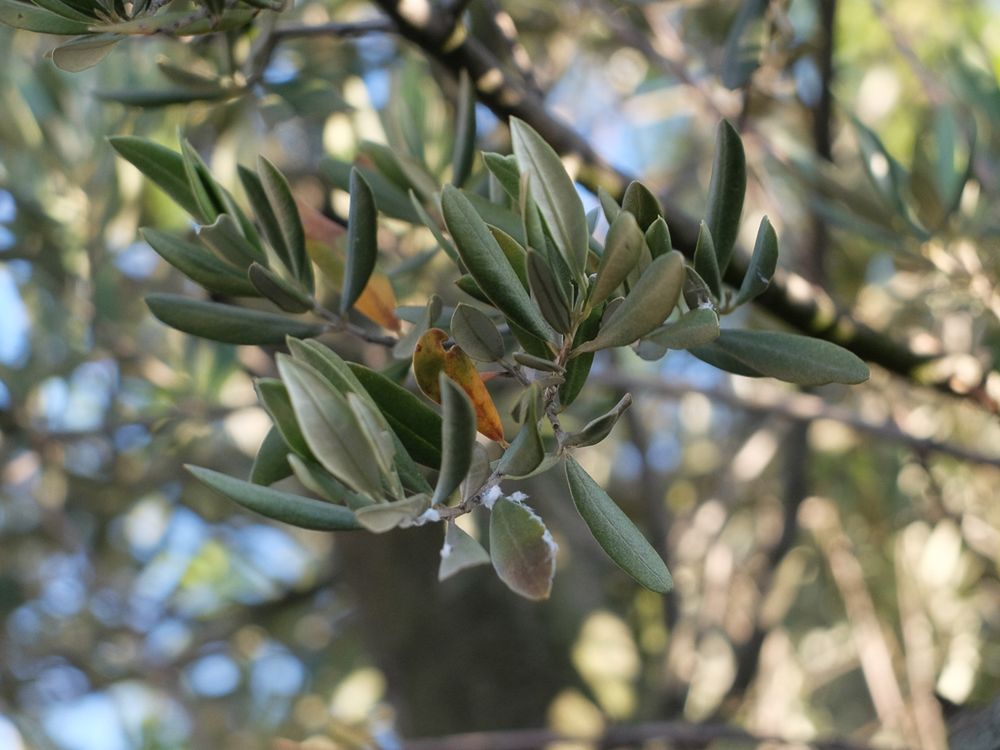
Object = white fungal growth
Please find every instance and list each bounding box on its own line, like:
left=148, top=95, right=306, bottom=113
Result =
left=440, top=542, right=453, bottom=559
left=413, top=508, right=441, bottom=526
left=541, top=529, right=559, bottom=556
left=482, top=486, right=503, bottom=509
left=509, top=491, right=529, bottom=503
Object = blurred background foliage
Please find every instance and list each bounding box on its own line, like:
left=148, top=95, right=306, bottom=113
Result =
left=1, top=0, right=1000, bottom=748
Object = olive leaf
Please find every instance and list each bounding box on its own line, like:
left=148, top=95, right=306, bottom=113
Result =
left=705, top=120, right=746, bottom=273
left=590, top=210, right=644, bottom=306
left=690, top=330, right=871, bottom=385
left=433, top=374, right=477, bottom=505
left=574, top=250, right=686, bottom=354
left=187, top=466, right=361, bottom=531
left=733, top=216, right=778, bottom=307
left=451, top=303, right=505, bottom=362
left=439, top=522, right=491, bottom=581
left=145, top=294, right=325, bottom=344
left=564, top=457, right=672, bottom=593
left=490, top=497, right=558, bottom=600
left=342, top=168, right=378, bottom=314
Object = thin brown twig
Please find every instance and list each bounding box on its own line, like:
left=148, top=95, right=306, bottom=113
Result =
left=400, top=720, right=884, bottom=750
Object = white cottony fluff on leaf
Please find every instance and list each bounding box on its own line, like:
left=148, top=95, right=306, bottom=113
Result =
left=509, top=491, right=528, bottom=503
left=412, top=508, right=441, bottom=526
left=440, top=542, right=453, bottom=559
left=697, top=300, right=715, bottom=310
left=482, top=486, right=503, bottom=509
left=541, top=528, right=559, bottom=556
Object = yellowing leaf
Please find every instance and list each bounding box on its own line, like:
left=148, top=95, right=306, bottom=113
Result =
left=414, top=328, right=505, bottom=443
left=298, top=201, right=400, bottom=332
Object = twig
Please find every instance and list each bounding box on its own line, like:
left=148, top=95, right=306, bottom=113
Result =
left=401, top=720, right=883, bottom=750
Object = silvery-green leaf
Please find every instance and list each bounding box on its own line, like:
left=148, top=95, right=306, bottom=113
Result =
left=51, top=33, right=120, bottom=72
left=187, top=465, right=361, bottom=531
left=483, top=152, right=520, bottom=202
left=734, top=216, right=778, bottom=307
left=598, top=187, right=621, bottom=224
left=255, top=378, right=312, bottom=459
left=590, top=210, right=643, bottom=306
left=489, top=497, right=557, bottom=600
left=706, top=120, right=746, bottom=273
left=645, top=216, right=673, bottom=259
left=564, top=457, right=672, bottom=593
left=563, top=394, right=632, bottom=448
left=249, top=427, right=293, bottom=486
left=439, top=522, right=491, bottom=580
left=456, top=274, right=491, bottom=304
left=347, top=362, right=443, bottom=469
left=258, top=156, right=313, bottom=293
left=451, top=303, right=505, bottom=362
left=109, top=136, right=201, bottom=218
left=451, top=70, right=477, bottom=187
left=460, top=443, right=492, bottom=503
left=433, top=375, right=477, bottom=504
left=489, top=226, right=529, bottom=290
left=497, top=398, right=544, bottom=479
left=181, top=138, right=226, bottom=223
left=198, top=213, right=265, bottom=268
left=393, top=294, right=442, bottom=359
left=693, top=221, right=722, bottom=301
left=0, top=0, right=90, bottom=32
left=342, top=168, right=378, bottom=313
left=621, top=181, right=663, bottom=231
left=636, top=308, right=721, bottom=360
left=248, top=262, right=313, bottom=313
left=690, top=329, right=870, bottom=385
left=239, top=165, right=294, bottom=274
left=346, top=392, right=398, bottom=482
left=354, top=494, right=429, bottom=533
left=510, top=117, right=588, bottom=277
left=586, top=207, right=600, bottom=234
left=527, top=250, right=572, bottom=333
left=142, top=228, right=258, bottom=297
left=574, top=250, right=686, bottom=354
left=442, top=185, right=555, bottom=342
left=288, top=454, right=374, bottom=509
left=277, top=355, right=384, bottom=497
left=512, top=352, right=563, bottom=372
left=145, top=294, right=324, bottom=344
left=683, top=266, right=715, bottom=312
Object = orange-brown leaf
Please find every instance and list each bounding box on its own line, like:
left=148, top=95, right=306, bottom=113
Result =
left=414, top=328, right=505, bottom=442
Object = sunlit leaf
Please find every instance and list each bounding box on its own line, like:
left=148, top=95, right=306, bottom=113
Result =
left=510, top=117, right=588, bottom=277
left=277, top=355, right=384, bottom=498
